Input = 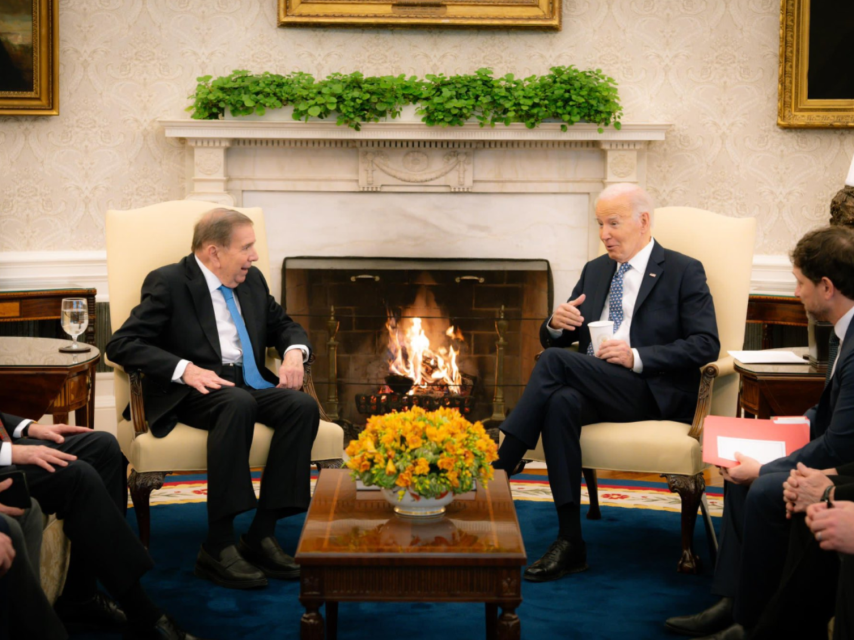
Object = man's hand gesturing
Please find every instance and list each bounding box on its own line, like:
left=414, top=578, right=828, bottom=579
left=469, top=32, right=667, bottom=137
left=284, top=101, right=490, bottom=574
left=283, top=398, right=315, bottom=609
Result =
left=548, top=294, right=586, bottom=332
left=181, top=363, right=235, bottom=395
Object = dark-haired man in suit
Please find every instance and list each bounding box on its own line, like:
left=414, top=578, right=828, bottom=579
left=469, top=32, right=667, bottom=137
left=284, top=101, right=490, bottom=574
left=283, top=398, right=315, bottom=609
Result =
left=107, top=208, right=319, bottom=590
left=666, top=225, right=854, bottom=640
left=494, top=183, right=720, bottom=582
left=0, top=410, right=205, bottom=639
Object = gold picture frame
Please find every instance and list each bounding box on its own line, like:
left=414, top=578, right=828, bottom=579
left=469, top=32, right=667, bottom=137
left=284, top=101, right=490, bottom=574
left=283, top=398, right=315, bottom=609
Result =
left=0, top=0, right=59, bottom=116
left=278, top=0, right=560, bottom=30
left=778, top=0, right=854, bottom=128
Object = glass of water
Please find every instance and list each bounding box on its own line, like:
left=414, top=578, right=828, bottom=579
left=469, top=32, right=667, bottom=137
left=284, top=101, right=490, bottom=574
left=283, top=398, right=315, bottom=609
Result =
left=60, top=298, right=90, bottom=352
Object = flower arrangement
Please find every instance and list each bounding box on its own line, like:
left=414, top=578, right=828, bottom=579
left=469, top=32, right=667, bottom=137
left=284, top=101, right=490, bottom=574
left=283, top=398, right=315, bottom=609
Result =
left=345, top=407, right=498, bottom=500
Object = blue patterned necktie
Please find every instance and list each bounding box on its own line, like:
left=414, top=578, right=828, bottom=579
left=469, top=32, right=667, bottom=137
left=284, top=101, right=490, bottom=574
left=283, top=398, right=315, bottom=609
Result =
left=587, top=262, right=632, bottom=356
left=218, top=285, right=274, bottom=390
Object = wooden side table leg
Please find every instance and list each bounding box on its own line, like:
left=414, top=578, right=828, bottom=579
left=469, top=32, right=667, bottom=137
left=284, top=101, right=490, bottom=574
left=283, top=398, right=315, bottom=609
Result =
left=326, top=601, right=338, bottom=640
left=485, top=602, right=497, bottom=639
left=496, top=606, right=520, bottom=640
left=301, top=604, right=324, bottom=640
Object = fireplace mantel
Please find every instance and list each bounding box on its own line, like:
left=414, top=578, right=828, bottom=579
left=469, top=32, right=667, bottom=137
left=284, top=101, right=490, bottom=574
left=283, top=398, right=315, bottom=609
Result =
left=160, top=118, right=669, bottom=209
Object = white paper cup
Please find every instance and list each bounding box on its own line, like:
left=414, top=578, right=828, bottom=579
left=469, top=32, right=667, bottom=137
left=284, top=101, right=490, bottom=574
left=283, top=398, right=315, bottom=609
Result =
left=587, top=320, right=614, bottom=356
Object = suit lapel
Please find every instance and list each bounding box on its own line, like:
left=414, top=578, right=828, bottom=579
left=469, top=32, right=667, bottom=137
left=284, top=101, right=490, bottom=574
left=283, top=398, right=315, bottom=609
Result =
left=235, top=280, right=260, bottom=362
left=590, top=259, right=615, bottom=319
left=633, top=240, right=665, bottom=314
left=184, top=256, right=222, bottom=360
left=813, top=321, right=854, bottom=437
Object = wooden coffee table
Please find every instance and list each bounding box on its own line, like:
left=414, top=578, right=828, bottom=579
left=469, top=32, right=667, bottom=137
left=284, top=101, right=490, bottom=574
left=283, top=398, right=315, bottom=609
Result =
left=295, top=469, right=526, bottom=640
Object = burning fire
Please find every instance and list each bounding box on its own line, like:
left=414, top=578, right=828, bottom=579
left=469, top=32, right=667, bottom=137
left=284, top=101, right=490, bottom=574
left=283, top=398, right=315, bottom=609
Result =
left=386, top=317, right=465, bottom=395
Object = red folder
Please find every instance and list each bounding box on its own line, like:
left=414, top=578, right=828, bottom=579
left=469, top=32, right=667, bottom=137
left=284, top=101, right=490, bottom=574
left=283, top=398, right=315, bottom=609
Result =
left=703, top=416, right=810, bottom=468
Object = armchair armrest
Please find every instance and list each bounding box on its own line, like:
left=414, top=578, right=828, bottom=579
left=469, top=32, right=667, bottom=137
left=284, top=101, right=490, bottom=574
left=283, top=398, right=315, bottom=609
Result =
left=103, top=354, right=125, bottom=373
left=128, top=370, right=151, bottom=436
left=687, top=355, right=737, bottom=440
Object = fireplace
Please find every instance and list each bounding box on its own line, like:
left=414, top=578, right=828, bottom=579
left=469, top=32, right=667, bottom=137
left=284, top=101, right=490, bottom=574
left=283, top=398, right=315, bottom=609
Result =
left=283, top=257, right=551, bottom=439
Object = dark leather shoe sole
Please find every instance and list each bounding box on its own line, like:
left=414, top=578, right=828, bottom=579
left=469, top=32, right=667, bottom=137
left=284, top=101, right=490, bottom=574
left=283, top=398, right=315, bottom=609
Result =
left=523, top=561, right=589, bottom=583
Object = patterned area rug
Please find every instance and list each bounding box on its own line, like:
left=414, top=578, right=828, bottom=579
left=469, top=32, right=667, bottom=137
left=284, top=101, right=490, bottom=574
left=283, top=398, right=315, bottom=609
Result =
left=138, top=472, right=724, bottom=517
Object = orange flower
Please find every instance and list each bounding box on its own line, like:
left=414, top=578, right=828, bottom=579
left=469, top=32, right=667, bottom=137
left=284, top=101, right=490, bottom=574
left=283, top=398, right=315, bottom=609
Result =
left=385, top=459, right=396, bottom=475
left=413, top=458, right=430, bottom=475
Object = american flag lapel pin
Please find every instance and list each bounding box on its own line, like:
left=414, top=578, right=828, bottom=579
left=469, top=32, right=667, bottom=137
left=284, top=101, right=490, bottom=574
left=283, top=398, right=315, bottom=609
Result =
left=649, top=273, right=657, bottom=277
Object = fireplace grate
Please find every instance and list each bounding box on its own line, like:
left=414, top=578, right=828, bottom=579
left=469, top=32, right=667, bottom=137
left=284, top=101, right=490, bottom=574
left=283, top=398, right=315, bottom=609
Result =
left=355, top=393, right=475, bottom=417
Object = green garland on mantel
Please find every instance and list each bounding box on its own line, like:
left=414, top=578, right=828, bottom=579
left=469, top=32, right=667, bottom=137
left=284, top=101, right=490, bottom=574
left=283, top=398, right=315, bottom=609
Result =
left=188, top=67, right=623, bottom=133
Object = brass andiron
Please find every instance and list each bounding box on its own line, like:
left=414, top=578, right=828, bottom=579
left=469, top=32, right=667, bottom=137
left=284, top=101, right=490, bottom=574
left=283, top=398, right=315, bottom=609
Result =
left=326, top=306, right=340, bottom=421
left=487, top=305, right=508, bottom=442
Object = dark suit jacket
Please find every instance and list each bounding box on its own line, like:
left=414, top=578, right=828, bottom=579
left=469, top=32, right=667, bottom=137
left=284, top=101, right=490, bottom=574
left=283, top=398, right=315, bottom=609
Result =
left=762, top=320, right=854, bottom=477
left=538, top=240, right=720, bottom=423
left=106, top=254, right=311, bottom=437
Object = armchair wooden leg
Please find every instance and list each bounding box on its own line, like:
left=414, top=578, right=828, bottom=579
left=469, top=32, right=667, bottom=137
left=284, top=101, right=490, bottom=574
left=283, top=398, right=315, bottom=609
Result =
left=582, top=468, right=601, bottom=520
left=665, top=472, right=705, bottom=574
left=128, top=470, right=166, bottom=550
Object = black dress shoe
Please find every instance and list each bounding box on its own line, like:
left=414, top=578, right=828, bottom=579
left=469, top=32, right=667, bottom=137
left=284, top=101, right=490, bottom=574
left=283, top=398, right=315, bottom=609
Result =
left=523, top=539, right=588, bottom=582
left=238, top=535, right=300, bottom=580
left=665, top=597, right=734, bottom=637
left=54, top=591, right=128, bottom=631
left=696, top=623, right=746, bottom=640
left=124, top=613, right=211, bottom=640
left=194, top=544, right=268, bottom=589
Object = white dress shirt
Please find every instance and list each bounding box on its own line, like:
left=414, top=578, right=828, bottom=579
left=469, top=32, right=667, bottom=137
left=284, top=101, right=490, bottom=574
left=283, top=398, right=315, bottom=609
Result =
left=0, top=419, right=32, bottom=466
left=171, top=256, right=307, bottom=382
left=548, top=238, right=656, bottom=374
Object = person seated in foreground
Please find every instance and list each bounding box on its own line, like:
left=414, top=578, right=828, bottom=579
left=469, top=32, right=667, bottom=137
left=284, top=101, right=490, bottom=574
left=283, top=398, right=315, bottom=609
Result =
left=665, top=225, right=854, bottom=640
left=107, top=208, right=319, bottom=590
left=493, top=183, right=720, bottom=582
left=747, top=462, right=854, bottom=639
left=0, top=409, right=207, bottom=639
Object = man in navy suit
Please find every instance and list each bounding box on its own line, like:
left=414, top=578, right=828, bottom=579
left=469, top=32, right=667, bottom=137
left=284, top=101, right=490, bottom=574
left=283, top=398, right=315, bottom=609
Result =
left=107, top=208, right=319, bottom=590
left=666, top=225, right=854, bottom=640
left=495, top=183, right=720, bottom=582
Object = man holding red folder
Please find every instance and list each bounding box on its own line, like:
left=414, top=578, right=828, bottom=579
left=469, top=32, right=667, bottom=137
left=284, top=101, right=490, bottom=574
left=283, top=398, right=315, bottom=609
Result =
left=666, top=225, right=854, bottom=640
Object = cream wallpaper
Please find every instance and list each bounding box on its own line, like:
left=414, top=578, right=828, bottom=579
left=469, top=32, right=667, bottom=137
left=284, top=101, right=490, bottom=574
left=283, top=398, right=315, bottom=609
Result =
left=1, top=0, right=852, bottom=254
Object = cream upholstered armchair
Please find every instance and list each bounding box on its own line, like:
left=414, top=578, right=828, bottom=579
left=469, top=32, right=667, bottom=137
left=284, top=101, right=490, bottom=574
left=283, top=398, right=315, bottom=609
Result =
left=521, top=207, right=756, bottom=573
left=104, top=200, right=344, bottom=548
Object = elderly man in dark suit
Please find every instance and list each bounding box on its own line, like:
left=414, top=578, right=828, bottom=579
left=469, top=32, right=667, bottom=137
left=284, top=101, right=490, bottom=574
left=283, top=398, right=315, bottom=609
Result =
left=495, top=182, right=720, bottom=582
left=107, top=208, right=319, bottom=590
left=666, top=225, right=854, bottom=640
left=0, top=410, right=205, bottom=639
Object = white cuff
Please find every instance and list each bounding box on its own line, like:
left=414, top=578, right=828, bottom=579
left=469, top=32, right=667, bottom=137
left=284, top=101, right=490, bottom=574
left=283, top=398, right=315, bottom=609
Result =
left=546, top=317, right=563, bottom=339
left=285, top=345, right=309, bottom=362
left=0, top=443, right=11, bottom=466
left=172, top=360, right=191, bottom=384
left=12, top=419, right=32, bottom=439
left=631, top=348, right=643, bottom=373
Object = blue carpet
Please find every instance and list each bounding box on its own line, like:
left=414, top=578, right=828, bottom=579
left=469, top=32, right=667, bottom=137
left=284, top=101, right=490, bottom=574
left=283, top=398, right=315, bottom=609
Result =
left=73, top=495, right=720, bottom=640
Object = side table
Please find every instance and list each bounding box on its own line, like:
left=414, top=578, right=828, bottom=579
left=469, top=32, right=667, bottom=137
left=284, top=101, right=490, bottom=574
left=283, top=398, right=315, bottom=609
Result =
left=734, top=347, right=825, bottom=419
left=0, top=337, right=100, bottom=427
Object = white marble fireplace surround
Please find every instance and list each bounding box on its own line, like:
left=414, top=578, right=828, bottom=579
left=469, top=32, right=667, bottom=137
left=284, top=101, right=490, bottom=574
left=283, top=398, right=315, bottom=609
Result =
left=160, top=120, right=670, bottom=301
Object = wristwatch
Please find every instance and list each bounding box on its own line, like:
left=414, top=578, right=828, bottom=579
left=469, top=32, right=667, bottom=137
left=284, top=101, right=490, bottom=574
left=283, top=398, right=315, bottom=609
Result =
left=21, top=423, right=30, bottom=438
left=821, top=484, right=834, bottom=503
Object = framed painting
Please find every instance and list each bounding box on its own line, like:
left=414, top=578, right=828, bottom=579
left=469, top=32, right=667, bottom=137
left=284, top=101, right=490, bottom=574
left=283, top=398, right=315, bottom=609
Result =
left=278, top=0, right=560, bottom=30
left=778, top=0, right=854, bottom=128
left=0, top=0, right=59, bottom=116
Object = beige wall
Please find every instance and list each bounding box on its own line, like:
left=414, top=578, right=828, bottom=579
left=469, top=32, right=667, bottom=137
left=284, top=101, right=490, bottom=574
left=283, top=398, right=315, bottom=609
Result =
left=1, top=0, right=852, bottom=254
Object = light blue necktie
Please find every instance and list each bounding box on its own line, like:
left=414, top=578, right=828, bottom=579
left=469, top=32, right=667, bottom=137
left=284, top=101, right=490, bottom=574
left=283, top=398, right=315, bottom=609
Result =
left=587, top=262, right=632, bottom=356
left=218, top=285, right=274, bottom=390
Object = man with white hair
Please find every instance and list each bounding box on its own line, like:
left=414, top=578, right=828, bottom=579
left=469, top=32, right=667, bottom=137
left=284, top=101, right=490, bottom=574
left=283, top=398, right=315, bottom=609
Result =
left=495, top=183, right=720, bottom=582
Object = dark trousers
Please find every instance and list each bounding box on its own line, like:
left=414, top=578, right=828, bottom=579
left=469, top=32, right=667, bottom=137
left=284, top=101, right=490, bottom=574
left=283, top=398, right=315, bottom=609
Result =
left=752, top=513, right=839, bottom=639
left=499, top=348, right=659, bottom=507
left=17, top=431, right=153, bottom=597
left=712, top=472, right=791, bottom=628
left=175, top=371, right=320, bottom=522
left=837, top=555, right=854, bottom=639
